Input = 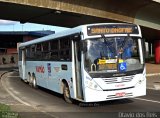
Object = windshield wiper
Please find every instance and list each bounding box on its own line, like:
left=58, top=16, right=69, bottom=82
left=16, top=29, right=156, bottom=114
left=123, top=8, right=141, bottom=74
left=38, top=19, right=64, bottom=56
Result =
left=101, top=35, right=115, bottom=58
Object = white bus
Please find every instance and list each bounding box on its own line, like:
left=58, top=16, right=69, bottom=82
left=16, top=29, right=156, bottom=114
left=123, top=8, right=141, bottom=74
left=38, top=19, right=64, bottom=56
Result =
left=18, top=23, right=146, bottom=103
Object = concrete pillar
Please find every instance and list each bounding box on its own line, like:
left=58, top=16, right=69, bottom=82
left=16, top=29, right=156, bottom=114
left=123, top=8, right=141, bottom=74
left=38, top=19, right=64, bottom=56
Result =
left=145, top=42, right=149, bottom=58
left=154, top=40, right=160, bottom=64
left=151, top=43, right=153, bottom=57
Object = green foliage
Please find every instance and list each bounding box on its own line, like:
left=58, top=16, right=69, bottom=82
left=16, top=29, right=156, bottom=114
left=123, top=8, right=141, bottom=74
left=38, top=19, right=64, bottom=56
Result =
left=0, top=104, right=10, bottom=111
left=0, top=104, right=20, bottom=118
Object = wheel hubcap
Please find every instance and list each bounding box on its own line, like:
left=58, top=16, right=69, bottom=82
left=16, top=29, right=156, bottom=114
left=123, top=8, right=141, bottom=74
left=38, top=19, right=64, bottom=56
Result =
left=65, top=87, right=70, bottom=98
left=33, top=78, right=36, bottom=87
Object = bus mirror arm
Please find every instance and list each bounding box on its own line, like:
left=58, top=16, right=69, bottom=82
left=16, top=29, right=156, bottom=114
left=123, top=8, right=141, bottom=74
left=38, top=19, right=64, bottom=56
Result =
left=91, top=64, right=96, bottom=71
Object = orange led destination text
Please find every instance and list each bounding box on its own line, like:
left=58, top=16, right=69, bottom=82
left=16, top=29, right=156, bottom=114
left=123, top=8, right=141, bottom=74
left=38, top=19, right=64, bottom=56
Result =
left=91, top=28, right=133, bottom=34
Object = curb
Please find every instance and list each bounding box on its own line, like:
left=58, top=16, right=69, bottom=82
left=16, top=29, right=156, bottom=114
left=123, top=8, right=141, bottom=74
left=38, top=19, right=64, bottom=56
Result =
left=0, top=71, right=9, bottom=79
left=0, top=70, right=18, bottom=80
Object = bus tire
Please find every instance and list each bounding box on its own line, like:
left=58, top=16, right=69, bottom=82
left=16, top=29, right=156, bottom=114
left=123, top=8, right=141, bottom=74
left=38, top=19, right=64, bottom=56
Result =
left=28, top=74, right=32, bottom=86
left=63, top=83, right=73, bottom=104
left=20, top=78, right=24, bottom=82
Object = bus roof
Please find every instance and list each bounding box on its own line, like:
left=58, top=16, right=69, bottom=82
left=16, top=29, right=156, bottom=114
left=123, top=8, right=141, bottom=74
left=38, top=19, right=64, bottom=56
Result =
left=18, top=23, right=140, bottom=48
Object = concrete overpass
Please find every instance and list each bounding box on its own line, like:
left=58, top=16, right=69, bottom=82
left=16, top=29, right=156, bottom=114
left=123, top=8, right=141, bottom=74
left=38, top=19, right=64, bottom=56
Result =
left=0, top=0, right=160, bottom=62
left=0, top=0, right=159, bottom=29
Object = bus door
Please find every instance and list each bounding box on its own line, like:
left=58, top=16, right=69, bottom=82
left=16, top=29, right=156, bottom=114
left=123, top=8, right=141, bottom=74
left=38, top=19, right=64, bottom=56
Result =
left=73, top=36, right=83, bottom=99
left=22, top=49, right=26, bottom=81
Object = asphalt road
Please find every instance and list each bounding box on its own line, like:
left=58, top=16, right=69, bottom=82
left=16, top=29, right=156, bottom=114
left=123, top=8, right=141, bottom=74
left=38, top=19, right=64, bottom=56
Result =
left=1, top=71, right=160, bottom=118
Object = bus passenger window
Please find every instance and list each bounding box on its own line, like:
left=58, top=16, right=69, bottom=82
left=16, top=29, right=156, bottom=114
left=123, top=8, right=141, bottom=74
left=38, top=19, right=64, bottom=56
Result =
left=30, top=45, right=36, bottom=59
left=59, top=38, right=71, bottom=61
left=35, top=44, right=42, bottom=58
left=50, top=40, right=59, bottom=60
left=50, top=40, right=58, bottom=50
left=50, top=51, right=59, bottom=60
left=42, top=42, right=49, bottom=60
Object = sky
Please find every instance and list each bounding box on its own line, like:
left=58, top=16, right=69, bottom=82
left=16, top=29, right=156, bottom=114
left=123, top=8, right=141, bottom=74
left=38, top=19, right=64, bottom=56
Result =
left=0, top=19, right=69, bottom=33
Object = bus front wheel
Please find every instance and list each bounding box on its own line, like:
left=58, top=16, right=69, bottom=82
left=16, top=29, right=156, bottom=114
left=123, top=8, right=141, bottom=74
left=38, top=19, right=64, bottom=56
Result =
left=63, top=83, right=73, bottom=104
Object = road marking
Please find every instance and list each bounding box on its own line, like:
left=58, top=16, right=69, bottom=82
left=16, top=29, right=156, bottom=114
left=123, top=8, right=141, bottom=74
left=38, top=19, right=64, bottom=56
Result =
left=1, top=79, right=31, bottom=106
left=5, top=104, right=25, bottom=106
left=154, top=84, right=160, bottom=90
left=7, top=76, right=20, bottom=78
left=1, top=72, right=58, bottom=118
left=147, top=87, right=156, bottom=90
left=3, top=83, right=58, bottom=118
left=134, top=98, right=160, bottom=104
left=146, top=73, right=160, bottom=77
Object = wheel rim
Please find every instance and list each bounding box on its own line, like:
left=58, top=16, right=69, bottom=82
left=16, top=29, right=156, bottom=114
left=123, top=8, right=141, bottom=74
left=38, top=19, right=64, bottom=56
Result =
left=63, top=84, right=72, bottom=103
left=64, top=87, right=70, bottom=98
left=33, top=78, right=36, bottom=88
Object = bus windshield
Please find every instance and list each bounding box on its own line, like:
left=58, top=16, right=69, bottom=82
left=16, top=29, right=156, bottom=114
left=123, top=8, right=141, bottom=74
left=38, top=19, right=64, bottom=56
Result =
left=84, top=37, right=144, bottom=74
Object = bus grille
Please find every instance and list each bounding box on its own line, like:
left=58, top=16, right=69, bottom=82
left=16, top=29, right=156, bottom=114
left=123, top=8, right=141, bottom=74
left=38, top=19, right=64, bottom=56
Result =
left=102, top=75, right=134, bottom=84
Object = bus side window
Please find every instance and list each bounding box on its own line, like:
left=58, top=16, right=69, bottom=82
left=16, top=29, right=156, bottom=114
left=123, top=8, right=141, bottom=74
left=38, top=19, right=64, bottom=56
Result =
left=50, top=40, right=59, bottom=60
left=59, top=38, right=71, bottom=61
left=35, top=43, right=42, bottom=59
left=50, top=51, right=59, bottom=60
left=26, top=47, right=31, bottom=60
left=42, top=41, right=50, bottom=60
left=30, top=45, right=36, bottom=59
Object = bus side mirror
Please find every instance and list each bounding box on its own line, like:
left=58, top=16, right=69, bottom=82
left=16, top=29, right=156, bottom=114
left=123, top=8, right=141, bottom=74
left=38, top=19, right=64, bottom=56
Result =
left=80, top=40, right=87, bottom=53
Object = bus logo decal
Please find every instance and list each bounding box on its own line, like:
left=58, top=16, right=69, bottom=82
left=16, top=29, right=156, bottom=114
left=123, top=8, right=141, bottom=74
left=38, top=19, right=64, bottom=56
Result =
left=36, top=66, right=45, bottom=73
left=54, top=67, right=60, bottom=72
left=119, top=62, right=127, bottom=72
left=47, top=63, right=51, bottom=76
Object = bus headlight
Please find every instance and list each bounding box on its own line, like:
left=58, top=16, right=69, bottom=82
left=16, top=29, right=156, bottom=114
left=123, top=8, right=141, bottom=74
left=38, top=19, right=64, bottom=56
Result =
left=134, top=74, right=145, bottom=87
left=85, top=78, right=102, bottom=91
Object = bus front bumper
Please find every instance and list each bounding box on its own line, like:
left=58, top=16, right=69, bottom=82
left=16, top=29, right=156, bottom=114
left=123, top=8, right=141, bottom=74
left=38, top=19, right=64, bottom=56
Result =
left=83, top=80, right=146, bottom=102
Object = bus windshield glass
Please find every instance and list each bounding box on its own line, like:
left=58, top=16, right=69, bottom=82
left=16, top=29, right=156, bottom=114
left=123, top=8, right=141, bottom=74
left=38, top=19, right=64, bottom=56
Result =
left=84, top=37, right=144, bottom=74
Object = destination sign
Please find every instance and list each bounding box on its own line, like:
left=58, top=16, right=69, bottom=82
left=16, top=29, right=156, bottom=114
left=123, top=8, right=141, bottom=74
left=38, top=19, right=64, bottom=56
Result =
left=87, top=24, right=139, bottom=36
left=98, top=63, right=117, bottom=71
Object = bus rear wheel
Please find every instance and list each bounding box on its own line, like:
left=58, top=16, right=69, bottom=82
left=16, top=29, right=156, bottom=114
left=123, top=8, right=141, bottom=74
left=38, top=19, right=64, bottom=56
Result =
left=28, top=74, right=32, bottom=86
left=63, top=83, right=73, bottom=104
left=29, top=74, right=37, bottom=89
